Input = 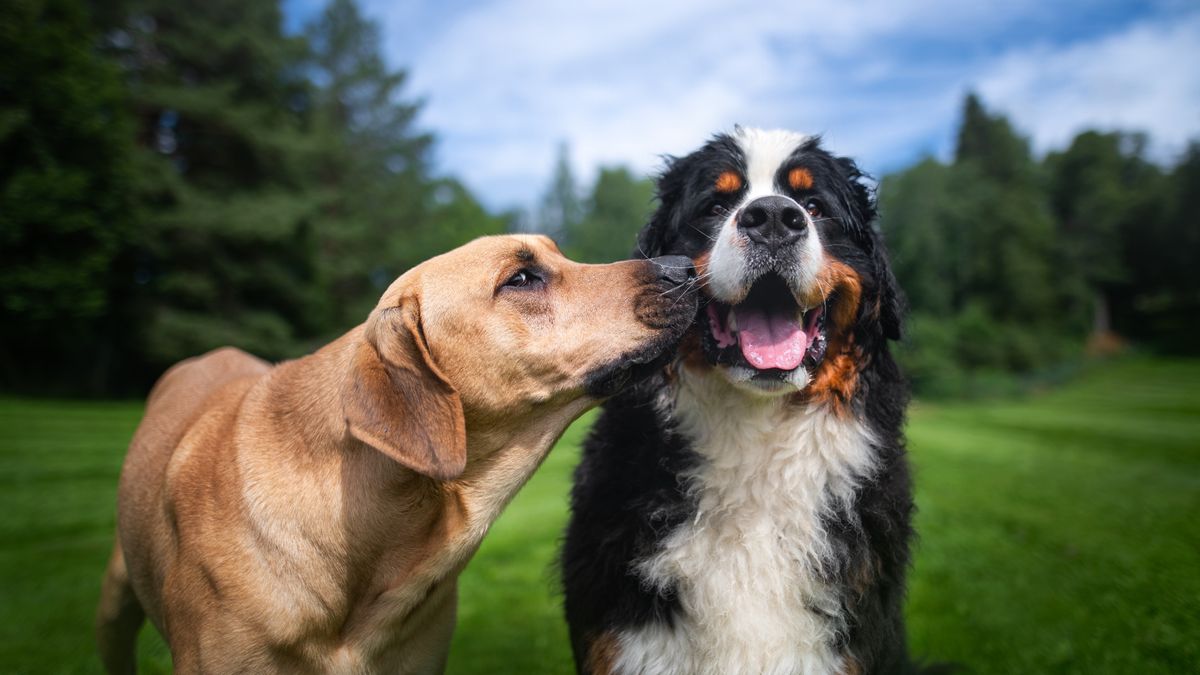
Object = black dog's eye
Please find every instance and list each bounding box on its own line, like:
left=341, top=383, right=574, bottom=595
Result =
left=805, top=199, right=823, bottom=218
left=503, top=269, right=542, bottom=289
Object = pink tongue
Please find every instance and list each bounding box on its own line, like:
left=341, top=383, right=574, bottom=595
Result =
left=736, top=307, right=808, bottom=371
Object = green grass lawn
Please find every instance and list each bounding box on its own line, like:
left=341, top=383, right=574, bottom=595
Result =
left=1, top=358, right=1196, bottom=673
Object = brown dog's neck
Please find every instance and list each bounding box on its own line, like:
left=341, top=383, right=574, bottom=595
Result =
left=259, top=327, right=364, bottom=454
left=451, top=399, right=591, bottom=532
left=252, top=329, right=589, bottom=590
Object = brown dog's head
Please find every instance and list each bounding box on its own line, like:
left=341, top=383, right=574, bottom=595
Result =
left=342, top=235, right=697, bottom=480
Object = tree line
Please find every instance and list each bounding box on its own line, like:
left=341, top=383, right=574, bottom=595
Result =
left=2, top=0, right=512, bottom=394
left=2, top=1, right=1195, bottom=397
left=880, top=95, right=1198, bottom=395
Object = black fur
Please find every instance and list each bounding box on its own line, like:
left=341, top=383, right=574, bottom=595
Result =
left=562, top=132, right=922, bottom=674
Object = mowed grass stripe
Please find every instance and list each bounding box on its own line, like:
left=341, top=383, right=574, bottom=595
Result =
left=906, top=358, right=1200, bottom=674
left=1, top=358, right=1197, bottom=673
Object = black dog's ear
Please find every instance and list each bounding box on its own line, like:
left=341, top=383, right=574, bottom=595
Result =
left=834, top=156, right=878, bottom=238
left=834, top=153, right=902, bottom=340
left=873, top=237, right=905, bottom=341
left=635, top=215, right=666, bottom=259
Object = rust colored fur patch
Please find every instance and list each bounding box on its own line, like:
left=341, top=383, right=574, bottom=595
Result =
left=800, top=260, right=863, bottom=414
left=787, top=167, right=813, bottom=191
left=677, top=328, right=709, bottom=374
left=715, top=170, right=743, bottom=193
left=585, top=631, right=620, bottom=675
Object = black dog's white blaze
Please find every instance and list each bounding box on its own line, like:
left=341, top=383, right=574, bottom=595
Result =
left=562, top=128, right=916, bottom=675
left=706, top=129, right=827, bottom=394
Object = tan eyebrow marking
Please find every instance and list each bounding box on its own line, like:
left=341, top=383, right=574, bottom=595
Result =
left=788, top=167, right=814, bottom=191
left=715, top=171, right=743, bottom=193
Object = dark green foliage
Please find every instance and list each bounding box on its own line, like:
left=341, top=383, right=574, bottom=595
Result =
left=564, top=166, right=655, bottom=263
left=2, top=2, right=1198, bottom=396
left=411, top=178, right=515, bottom=267
left=882, top=94, right=1198, bottom=396
left=951, top=96, right=1063, bottom=329
left=1044, top=131, right=1167, bottom=340
left=1045, top=131, right=1136, bottom=291
left=1116, top=142, right=1200, bottom=352
left=110, top=0, right=328, bottom=368
left=0, top=0, right=138, bottom=392
left=955, top=92, right=1035, bottom=186
left=0, top=0, right=507, bottom=394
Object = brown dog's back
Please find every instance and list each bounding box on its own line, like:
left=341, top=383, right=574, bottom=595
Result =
left=122, top=347, right=270, bottom=523
left=145, top=347, right=271, bottom=435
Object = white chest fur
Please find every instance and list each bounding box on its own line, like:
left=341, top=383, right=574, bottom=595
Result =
left=614, top=371, right=878, bottom=675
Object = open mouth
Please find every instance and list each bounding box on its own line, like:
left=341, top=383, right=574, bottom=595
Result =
left=701, top=273, right=827, bottom=376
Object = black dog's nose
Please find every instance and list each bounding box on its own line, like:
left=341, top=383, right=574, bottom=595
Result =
left=737, top=195, right=807, bottom=249
left=649, top=255, right=696, bottom=286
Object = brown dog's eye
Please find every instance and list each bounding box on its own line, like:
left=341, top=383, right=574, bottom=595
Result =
left=805, top=199, right=823, bottom=218
left=503, top=269, right=543, bottom=289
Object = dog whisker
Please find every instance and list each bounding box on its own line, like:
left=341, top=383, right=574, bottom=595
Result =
left=688, top=224, right=718, bottom=242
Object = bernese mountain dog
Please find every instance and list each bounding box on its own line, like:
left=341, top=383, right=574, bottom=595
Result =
left=561, top=127, right=916, bottom=675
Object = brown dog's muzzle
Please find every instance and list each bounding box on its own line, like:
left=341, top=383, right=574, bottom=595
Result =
left=584, top=256, right=699, bottom=397
left=634, top=255, right=697, bottom=329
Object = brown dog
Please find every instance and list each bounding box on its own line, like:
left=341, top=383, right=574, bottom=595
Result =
left=95, top=235, right=696, bottom=674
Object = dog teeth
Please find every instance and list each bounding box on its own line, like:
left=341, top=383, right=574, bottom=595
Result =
left=728, top=310, right=738, bottom=334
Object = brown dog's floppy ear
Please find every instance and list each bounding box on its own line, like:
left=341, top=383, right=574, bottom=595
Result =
left=342, top=302, right=467, bottom=481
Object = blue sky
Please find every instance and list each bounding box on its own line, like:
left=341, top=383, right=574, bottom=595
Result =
left=285, top=0, right=1200, bottom=211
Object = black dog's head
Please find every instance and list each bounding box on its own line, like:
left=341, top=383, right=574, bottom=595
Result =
left=638, top=127, right=903, bottom=400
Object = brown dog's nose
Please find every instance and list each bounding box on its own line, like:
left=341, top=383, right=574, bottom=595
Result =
left=650, top=256, right=695, bottom=286
left=737, top=195, right=806, bottom=249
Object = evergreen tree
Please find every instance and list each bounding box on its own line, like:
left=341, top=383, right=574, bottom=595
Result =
left=537, top=142, right=583, bottom=239
left=1044, top=131, right=1151, bottom=335
left=955, top=92, right=1033, bottom=185
left=879, top=158, right=960, bottom=317
left=304, top=0, right=434, bottom=326
left=411, top=178, right=514, bottom=264
left=883, top=94, right=1082, bottom=388
left=109, top=0, right=325, bottom=368
left=952, top=94, right=1062, bottom=333
left=0, top=0, right=138, bottom=391
left=1120, top=142, right=1200, bottom=351
left=566, top=166, right=654, bottom=263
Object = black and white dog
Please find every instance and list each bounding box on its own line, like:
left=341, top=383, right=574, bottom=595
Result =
left=562, top=127, right=916, bottom=675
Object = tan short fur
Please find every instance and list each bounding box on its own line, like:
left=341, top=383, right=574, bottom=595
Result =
left=95, top=235, right=688, bottom=674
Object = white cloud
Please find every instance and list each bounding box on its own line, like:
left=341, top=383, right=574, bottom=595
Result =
left=352, top=0, right=1200, bottom=208
left=977, top=14, right=1200, bottom=161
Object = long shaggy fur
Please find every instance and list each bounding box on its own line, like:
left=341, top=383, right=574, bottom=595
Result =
left=561, top=128, right=919, bottom=674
